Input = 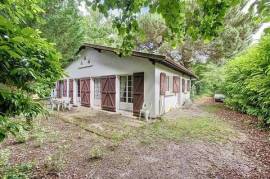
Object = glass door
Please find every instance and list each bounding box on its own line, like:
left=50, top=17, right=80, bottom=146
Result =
left=94, top=78, right=101, bottom=107
left=119, top=75, right=133, bottom=111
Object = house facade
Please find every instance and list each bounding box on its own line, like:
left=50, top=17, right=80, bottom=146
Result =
left=54, top=44, right=196, bottom=118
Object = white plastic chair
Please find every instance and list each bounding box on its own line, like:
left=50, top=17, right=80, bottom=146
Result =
left=139, top=102, right=152, bottom=121
left=63, top=97, right=71, bottom=110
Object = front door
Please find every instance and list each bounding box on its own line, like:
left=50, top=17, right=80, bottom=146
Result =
left=80, top=78, right=91, bottom=107
left=119, top=75, right=133, bottom=112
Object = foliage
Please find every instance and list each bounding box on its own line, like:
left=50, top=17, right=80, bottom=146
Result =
left=223, top=34, right=270, bottom=126
left=84, top=9, right=121, bottom=47
left=0, top=149, right=33, bottom=178
left=192, top=63, right=225, bottom=95
left=87, top=0, right=241, bottom=55
left=38, top=0, right=86, bottom=67
left=0, top=0, right=63, bottom=142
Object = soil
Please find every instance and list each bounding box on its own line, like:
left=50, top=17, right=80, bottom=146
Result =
left=1, top=98, right=269, bottom=179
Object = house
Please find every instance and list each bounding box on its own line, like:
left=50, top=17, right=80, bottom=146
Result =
left=53, top=43, right=196, bottom=118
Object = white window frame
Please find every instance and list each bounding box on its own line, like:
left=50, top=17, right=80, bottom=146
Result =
left=165, top=76, right=174, bottom=96
left=119, top=75, right=133, bottom=111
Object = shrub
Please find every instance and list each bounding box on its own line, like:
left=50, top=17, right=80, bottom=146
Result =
left=223, top=34, right=270, bottom=126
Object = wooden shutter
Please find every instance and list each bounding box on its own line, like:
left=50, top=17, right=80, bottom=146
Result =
left=69, top=79, right=74, bottom=104
left=101, top=75, right=116, bottom=112
left=80, top=78, right=91, bottom=107
left=133, top=72, right=144, bottom=116
left=160, top=73, right=166, bottom=95
left=56, top=81, right=61, bottom=98
left=173, top=76, right=180, bottom=93
left=182, top=79, right=185, bottom=93
left=63, top=80, right=67, bottom=97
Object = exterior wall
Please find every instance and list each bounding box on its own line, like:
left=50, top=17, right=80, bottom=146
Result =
left=63, top=48, right=156, bottom=117
left=154, top=64, right=191, bottom=117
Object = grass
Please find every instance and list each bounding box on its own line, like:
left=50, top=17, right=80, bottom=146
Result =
left=137, top=116, right=235, bottom=143
left=200, top=104, right=224, bottom=113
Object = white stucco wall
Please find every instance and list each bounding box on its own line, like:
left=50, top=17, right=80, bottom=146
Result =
left=154, top=64, right=191, bottom=116
left=63, top=48, right=156, bottom=117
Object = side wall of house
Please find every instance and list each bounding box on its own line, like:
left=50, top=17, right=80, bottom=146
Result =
left=64, top=48, right=157, bottom=117
left=154, top=64, right=191, bottom=117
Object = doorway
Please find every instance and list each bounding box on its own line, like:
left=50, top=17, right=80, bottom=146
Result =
left=94, top=78, right=101, bottom=107
left=119, top=75, right=133, bottom=111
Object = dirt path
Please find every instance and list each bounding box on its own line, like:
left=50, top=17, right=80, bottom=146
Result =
left=1, top=98, right=269, bottom=178
left=90, top=99, right=270, bottom=178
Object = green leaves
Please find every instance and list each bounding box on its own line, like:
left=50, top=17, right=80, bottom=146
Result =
left=88, top=0, right=241, bottom=54
left=224, top=34, right=270, bottom=127
left=0, top=0, right=63, bottom=142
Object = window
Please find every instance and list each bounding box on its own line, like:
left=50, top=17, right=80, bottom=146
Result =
left=94, top=78, right=101, bottom=99
left=182, top=79, right=185, bottom=93
left=165, top=76, right=173, bottom=93
left=120, top=75, right=133, bottom=103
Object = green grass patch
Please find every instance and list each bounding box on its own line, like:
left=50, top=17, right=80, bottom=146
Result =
left=137, top=117, right=235, bottom=143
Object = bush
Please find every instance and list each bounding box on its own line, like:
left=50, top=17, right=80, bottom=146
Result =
left=223, top=34, right=270, bottom=126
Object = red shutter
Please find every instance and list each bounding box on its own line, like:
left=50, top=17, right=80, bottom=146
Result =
left=133, top=72, right=144, bottom=116
left=80, top=78, right=91, bottom=107
left=56, top=81, right=61, bottom=98
left=63, top=80, right=67, bottom=97
left=173, top=76, right=180, bottom=93
left=101, top=75, right=116, bottom=112
left=160, top=73, right=166, bottom=95
left=69, top=79, right=74, bottom=104
left=182, top=79, right=185, bottom=93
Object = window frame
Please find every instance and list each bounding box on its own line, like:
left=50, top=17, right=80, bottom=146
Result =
left=120, top=75, right=134, bottom=104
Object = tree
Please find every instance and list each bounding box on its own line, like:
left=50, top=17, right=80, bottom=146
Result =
left=38, top=0, right=86, bottom=67
left=86, top=0, right=241, bottom=55
left=84, top=9, right=121, bottom=47
left=0, top=0, right=63, bottom=141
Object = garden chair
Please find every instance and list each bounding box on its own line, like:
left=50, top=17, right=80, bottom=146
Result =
left=139, top=102, right=152, bottom=121
left=63, top=97, right=71, bottom=111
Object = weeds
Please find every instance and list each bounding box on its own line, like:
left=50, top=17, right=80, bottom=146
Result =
left=44, top=145, right=68, bottom=173
left=0, top=149, right=33, bottom=179
left=89, top=145, right=106, bottom=160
